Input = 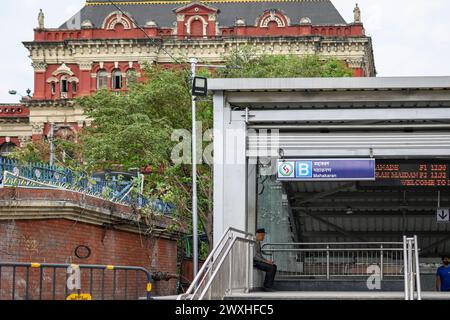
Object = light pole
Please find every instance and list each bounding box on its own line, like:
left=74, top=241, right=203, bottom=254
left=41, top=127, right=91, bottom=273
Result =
left=190, top=58, right=200, bottom=279
left=49, top=123, right=55, bottom=166
left=189, top=58, right=227, bottom=280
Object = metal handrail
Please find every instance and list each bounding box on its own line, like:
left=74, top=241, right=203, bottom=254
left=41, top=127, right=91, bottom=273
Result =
left=178, top=227, right=255, bottom=300
left=262, top=242, right=404, bottom=246
left=262, top=239, right=412, bottom=283
left=0, top=262, right=154, bottom=300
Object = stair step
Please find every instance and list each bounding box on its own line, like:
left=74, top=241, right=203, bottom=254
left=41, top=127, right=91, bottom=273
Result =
left=273, top=279, right=404, bottom=292
left=225, top=291, right=450, bottom=300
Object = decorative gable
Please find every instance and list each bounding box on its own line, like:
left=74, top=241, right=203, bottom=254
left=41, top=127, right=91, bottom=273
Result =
left=102, top=11, right=136, bottom=30
left=257, top=9, right=290, bottom=28
left=174, top=2, right=219, bottom=37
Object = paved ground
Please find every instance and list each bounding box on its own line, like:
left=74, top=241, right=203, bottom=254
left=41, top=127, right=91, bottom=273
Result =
left=154, top=291, right=450, bottom=300
left=226, top=291, right=450, bottom=300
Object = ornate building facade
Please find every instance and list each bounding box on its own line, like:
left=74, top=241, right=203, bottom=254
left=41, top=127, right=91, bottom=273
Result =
left=0, top=0, right=375, bottom=152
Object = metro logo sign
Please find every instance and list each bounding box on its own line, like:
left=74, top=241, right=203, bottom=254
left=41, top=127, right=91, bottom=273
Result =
left=278, top=161, right=295, bottom=178
left=277, top=159, right=375, bottom=181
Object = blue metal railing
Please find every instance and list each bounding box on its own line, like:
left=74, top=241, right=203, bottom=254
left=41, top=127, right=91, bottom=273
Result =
left=0, top=157, right=175, bottom=215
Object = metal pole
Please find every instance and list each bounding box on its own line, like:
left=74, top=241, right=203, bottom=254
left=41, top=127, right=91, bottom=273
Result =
left=49, top=123, right=54, bottom=166
left=414, top=235, right=422, bottom=300
left=190, top=57, right=199, bottom=280
left=403, top=236, right=409, bottom=300
left=326, top=245, right=330, bottom=280
left=380, top=244, right=384, bottom=281
left=408, top=238, right=414, bottom=300
left=245, top=239, right=249, bottom=293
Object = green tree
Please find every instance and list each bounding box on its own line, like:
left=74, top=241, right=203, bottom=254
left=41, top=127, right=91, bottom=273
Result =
left=219, top=46, right=353, bottom=78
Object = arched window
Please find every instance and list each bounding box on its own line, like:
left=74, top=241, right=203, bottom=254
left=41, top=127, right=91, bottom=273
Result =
left=51, top=82, right=56, bottom=95
left=190, top=20, right=203, bottom=37
left=126, top=69, right=137, bottom=87
left=112, top=70, right=123, bottom=90
left=97, top=70, right=108, bottom=90
left=0, top=142, right=16, bottom=156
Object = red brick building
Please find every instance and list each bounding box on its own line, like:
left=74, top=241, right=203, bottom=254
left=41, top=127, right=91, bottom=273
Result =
left=0, top=0, right=375, bottom=149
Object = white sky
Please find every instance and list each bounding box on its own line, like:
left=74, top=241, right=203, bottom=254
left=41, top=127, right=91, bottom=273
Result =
left=1, top=0, right=450, bottom=103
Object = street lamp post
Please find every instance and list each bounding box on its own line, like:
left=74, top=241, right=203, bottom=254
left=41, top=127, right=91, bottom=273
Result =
left=189, top=58, right=227, bottom=281
left=190, top=58, right=199, bottom=280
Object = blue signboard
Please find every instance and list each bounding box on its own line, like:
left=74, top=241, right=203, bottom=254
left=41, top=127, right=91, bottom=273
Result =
left=277, top=159, right=375, bottom=181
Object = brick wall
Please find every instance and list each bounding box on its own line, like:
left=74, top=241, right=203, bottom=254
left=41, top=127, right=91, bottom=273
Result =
left=0, top=219, right=178, bottom=299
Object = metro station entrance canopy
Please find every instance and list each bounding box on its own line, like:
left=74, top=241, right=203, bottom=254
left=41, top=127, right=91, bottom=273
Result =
left=209, top=77, right=450, bottom=260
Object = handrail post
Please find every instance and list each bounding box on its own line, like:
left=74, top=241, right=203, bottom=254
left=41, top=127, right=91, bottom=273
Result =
left=414, top=235, right=422, bottom=300
left=380, top=244, right=384, bottom=281
left=245, top=238, right=250, bottom=293
left=408, top=238, right=414, bottom=300
left=326, top=245, right=330, bottom=280
left=403, top=236, right=409, bottom=300
left=249, top=241, right=254, bottom=292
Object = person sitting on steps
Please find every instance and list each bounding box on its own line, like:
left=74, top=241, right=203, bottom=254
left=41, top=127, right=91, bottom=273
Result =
left=254, top=228, right=277, bottom=292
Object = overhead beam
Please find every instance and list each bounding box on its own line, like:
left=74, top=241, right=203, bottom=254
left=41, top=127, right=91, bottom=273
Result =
left=291, top=183, right=354, bottom=203
left=234, top=108, right=450, bottom=123
left=227, top=90, right=450, bottom=105
left=299, top=210, right=369, bottom=242
left=209, top=77, right=450, bottom=91
left=295, top=211, right=437, bottom=217
left=300, top=231, right=450, bottom=237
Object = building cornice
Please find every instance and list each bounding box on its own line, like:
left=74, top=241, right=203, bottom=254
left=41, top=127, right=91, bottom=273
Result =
left=0, top=187, right=183, bottom=240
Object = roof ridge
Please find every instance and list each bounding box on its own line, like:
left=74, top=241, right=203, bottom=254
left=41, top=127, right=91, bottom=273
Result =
left=86, top=0, right=331, bottom=5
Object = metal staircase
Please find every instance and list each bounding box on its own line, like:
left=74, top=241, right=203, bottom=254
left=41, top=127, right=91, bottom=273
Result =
left=178, top=228, right=426, bottom=300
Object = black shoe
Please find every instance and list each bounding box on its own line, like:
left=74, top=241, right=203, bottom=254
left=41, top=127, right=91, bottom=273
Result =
left=262, top=287, right=276, bottom=292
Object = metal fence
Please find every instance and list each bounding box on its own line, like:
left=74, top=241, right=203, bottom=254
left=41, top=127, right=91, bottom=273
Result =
left=261, top=241, right=406, bottom=280
left=178, top=228, right=255, bottom=300
left=0, top=157, right=175, bottom=214
left=0, top=262, right=153, bottom=300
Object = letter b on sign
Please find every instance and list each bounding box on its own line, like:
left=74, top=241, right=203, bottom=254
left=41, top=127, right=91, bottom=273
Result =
left=296, top=161, right=312, bottom=178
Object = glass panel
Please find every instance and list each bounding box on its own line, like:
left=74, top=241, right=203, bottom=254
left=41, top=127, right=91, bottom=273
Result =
left=256, top=161, right=299, bottom=274
left=97, top=71, right=108, bottom=89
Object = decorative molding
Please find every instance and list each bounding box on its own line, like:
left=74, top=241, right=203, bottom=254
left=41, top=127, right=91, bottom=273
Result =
left=259, top=10, right=287, bottom=28
left=52, top=63, right=74, bottom=76
left=67, top=76, right=80, bottom=83
left=46, top=76, right=59, bottom=83
left=18, top=136, right=31, bottom=147
left=31, top=122, right=45, bottom=135
left=32, top=62, right=47, bottom=72
left=347, top=58, right=364, bottom=68
left=102, top=11, right=135, bottom=30
left=79, top=62, right=93, bottom=71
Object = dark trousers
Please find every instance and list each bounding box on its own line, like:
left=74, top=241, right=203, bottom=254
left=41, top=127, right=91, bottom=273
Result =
left=254, top=261, right=277, bottom=288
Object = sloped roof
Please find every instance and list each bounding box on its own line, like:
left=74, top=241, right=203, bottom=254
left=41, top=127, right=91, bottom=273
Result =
left=60, top=0, right=347, bottom=29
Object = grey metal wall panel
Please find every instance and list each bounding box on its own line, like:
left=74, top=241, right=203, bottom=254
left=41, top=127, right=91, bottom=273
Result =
left=248, top=131, right=450, bottom=157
